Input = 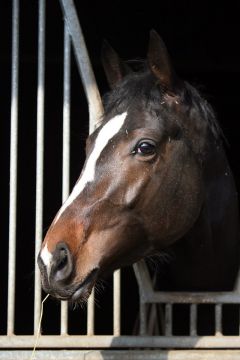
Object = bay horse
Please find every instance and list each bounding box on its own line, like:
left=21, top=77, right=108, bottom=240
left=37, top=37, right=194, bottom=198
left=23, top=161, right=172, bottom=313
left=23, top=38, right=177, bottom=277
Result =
left=38, top=30, right=239, bottom=304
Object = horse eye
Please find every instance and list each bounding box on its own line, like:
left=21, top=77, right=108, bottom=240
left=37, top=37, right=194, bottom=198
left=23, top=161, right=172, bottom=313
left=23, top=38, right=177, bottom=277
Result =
left=133, top=140, right=156, bottom=156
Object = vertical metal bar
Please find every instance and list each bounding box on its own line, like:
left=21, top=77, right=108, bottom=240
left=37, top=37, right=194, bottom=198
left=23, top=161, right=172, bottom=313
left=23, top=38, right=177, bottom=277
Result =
left=215, top=304, right=222, bottom=336
left=87, top=288, right=95, bottom=335
left=34, top=0, right=46, bottom=334
left=148, top=304, right=160, bottom=335
left=190, top=304, right=197, bottom=336
left=113, top=270, right=121, bottom=335
left=239, top=305, right=240, bottom=335
left=60, top=22, right=71, bottom=335
left=139, top=302, right=147, bottom=335
left=58, top=0, right=103, bottom=133
left=7, top=0, right=19, bottom=335
left=165, top=304, right=173, bottom=336
left=234, top=268, right=240, bottom=293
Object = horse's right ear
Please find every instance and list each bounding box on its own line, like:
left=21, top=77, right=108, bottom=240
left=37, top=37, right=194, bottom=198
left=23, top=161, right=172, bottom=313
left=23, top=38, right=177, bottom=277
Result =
left=101, top=40, right=132, bottom=89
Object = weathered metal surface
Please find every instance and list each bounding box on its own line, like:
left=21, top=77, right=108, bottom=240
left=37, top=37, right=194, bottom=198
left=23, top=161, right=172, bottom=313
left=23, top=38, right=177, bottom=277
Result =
left=2, top=350, right=240, bottom=360
left=2, top=335, right=240, bottom=348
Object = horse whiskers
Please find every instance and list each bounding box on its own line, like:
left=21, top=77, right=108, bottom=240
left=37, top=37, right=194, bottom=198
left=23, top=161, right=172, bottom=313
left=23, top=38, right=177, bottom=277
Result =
left=69, top=291, right=101, bottom=310
left=146, top=251, right=173, bottom=270
left=93, top=294, right=101, bottom=308
left=69, top=296, right=88, bottom=310
left=94, top=284, right=104, bottom=297
left=95, top=278, right=107, bottom=293
left=155, top=251, right=174, bottom=264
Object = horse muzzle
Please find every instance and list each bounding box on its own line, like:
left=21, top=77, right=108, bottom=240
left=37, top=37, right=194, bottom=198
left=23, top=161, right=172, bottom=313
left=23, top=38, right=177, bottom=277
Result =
left=37, top=242, right=99, bottom=302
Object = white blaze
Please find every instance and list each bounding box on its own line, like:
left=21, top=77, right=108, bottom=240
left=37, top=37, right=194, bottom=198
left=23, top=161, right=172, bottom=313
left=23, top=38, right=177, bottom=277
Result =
left=54, top=112, right=127, bottom=223
left=41, top=243, right=53, bottom=267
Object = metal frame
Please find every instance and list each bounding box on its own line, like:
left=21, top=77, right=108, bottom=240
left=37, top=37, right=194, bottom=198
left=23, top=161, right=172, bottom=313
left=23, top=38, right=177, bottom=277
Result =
left=2, top=0, right=240, bottom=358
left=134, top=260, right=240, bottom=338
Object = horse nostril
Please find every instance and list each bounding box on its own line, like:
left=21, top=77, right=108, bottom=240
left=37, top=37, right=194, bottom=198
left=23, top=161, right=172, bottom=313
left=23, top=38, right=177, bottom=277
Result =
left=58, top=247, right=68, bottom=270
left=51, top=242, right=73, bottom=283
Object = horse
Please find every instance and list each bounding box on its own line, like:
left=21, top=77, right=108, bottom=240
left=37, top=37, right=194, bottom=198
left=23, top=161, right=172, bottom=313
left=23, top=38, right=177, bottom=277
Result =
left=38, top=30, right=239, bottom=305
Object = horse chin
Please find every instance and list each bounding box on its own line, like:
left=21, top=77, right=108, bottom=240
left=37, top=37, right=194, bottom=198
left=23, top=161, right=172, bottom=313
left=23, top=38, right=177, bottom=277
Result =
left=41, top=267, right=100, bottom=303
left=70, top=268, right=99, bottom=303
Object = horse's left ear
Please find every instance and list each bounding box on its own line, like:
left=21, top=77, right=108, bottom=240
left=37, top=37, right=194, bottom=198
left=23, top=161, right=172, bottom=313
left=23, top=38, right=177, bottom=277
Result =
left=101, top=40, right=132, bottom=89
left=147, top=30, right=177, bottom=92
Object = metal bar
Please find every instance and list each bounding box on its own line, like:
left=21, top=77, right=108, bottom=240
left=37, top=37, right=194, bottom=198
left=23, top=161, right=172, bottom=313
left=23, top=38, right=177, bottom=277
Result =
left=3, top=350, right=240, bottom=360
left=239, top=305, right=240, bottom=336
left=60, top=20, right=71, bottom=336
left=145, top=291, right=240, bottom=304
left=7, top=0, right=19, bottom=336
left=133, top=262, right=240, bottom=305
left=58, top=0, right=103, bottom=133
left=34, top=0, right=46, bottom=334
left=139, top=303, right=147, bottom=335
left=215, top=304, right=222, bottom=336
left=147, top=304, right=159, bottom=335
left=59, top=1, right=103, bottom=334
left=87, top=288, right=95, bottom=335
left=139, top=301, right=147, bottom=336
left=62, top=4, right=71, bottom=219
left=133, top=260, right=153, bottom=299
left=113, top=270, right=121, bottom=335
left=234, top=268, right=240, bottom=293
left=60, top=302, right=68, bottom=336
left=165, top=304, right=172, bottom=336
left=3, top=335, right=240, bottom=348
left=190, top=304, right=197, bottom=336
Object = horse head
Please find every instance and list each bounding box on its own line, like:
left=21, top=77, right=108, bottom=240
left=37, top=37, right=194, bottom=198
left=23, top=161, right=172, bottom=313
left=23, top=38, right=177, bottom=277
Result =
left=38, top=31, right=216, bottom=302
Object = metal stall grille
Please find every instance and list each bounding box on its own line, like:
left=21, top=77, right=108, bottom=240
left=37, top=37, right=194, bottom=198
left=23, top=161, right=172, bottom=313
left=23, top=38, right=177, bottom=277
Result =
left=1, top=1, right=240, bottom=359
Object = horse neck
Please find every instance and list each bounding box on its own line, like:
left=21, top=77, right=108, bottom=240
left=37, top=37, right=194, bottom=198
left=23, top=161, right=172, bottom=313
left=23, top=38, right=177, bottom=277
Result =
left=165, top=140, right=240, bottom=291
left=203, top=140, right=238, bottom=223
left=190, top=138, right=239, bottom=267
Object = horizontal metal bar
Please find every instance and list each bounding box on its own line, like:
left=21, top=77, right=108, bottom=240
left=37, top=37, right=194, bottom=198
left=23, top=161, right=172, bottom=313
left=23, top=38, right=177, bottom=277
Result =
left=133, top=262, right=240, bottom=304
left=2, top=335, right=240, bottom=348
left=2, top=350, right=240, bottom=360
left=133, top=263, right=240, bottom=304
left=144, top=291, right=240, bottom=304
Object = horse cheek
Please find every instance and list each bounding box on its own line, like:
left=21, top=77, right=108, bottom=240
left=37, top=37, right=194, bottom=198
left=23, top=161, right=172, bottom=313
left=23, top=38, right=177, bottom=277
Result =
left=143, top=144, right=203, bottom=248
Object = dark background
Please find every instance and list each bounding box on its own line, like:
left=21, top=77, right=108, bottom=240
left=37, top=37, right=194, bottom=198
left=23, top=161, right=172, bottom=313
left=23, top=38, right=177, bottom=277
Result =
left=0, top=0, right=240, bottom=336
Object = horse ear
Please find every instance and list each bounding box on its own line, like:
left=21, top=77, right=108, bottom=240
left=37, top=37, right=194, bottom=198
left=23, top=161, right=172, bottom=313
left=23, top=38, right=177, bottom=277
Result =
left=101, top=40, right=132, bottom=89
left=147, top=30, right=176, bottom=91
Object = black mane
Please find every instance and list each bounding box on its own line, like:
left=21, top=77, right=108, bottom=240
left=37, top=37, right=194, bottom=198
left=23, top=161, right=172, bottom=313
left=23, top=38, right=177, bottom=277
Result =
left=183, top=81, right=223, bottom=141
left=103, top=68, right=223, bottom=142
